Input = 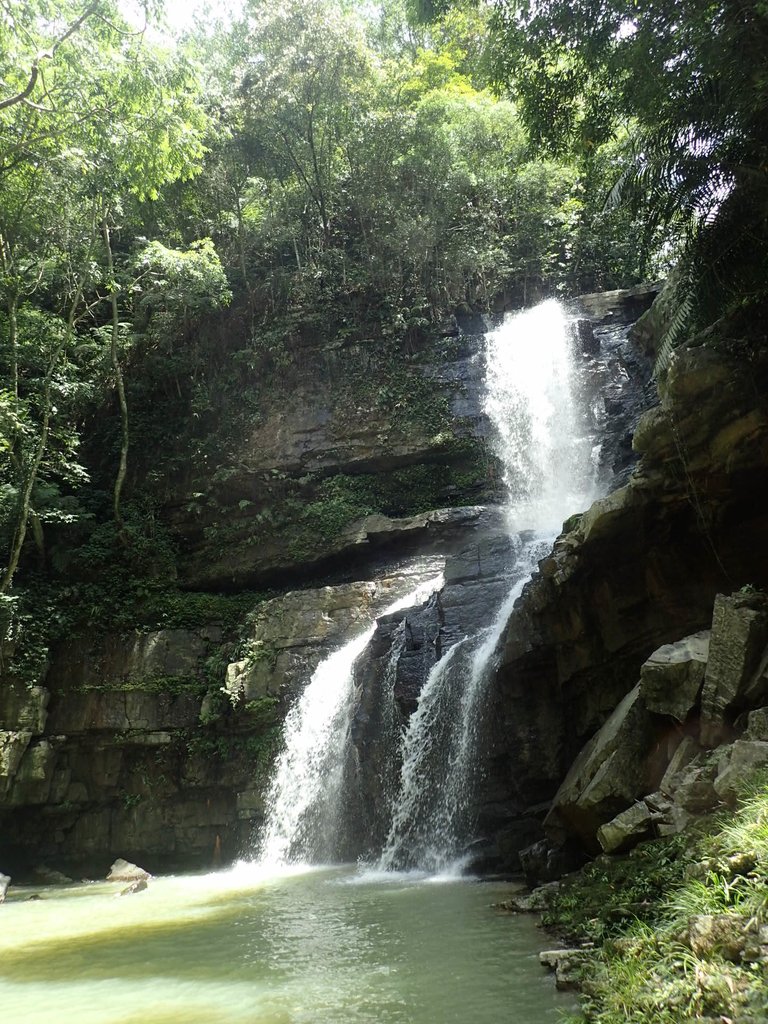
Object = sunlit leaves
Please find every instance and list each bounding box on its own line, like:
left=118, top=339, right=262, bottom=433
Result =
left=481, top=0, right=768, bottom=334
left=132, top=238, right=232, bottom=320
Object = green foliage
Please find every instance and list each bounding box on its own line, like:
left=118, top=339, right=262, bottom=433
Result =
left=0, top=0, right=664, bottom=656
left=75, top=673, right=207, bottom=697
left=298, top=475, right=378, bottom=547
left=132, top=238, right=232, bottom=326
left=546, top=771, right=768, bottom=1023
left=543, top=832, right=696, bottom=944
left=172, top=0, right=651, bottom=348
left=0, top=0, right=216, bottom=595
left=0, top=484, right=267, bottom=684
left=480, top=0, right=768, bottom=353
left=186, top=723, right=282, bottom=769
left=243, top=696, right=280, bottom=730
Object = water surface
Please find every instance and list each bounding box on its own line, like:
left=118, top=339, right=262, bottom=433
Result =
left=1, top=865, right=572, bottom=1023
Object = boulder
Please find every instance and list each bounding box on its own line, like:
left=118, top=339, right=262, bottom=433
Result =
left=700, top=593, right=768, bottom=745
left=687, top=851, right=757, bottom=882
left=670, top=763, right=719, bottom=814
left=575, top=283, right=661, bottom=325
left=742, top=706, right=768, bottom=741
left=119, top=878, right=148, bottom=896
left=539, top=948, right=592, bottom=991
left=713, top=739, right=768, bottom=805
left=519, top=839, right=585, bottom=887
left=544, top=684, right=660, bottom=848
left=643, top=789, right=697, bottom=839
left=496, top=881, right=560, bottom=913
left=106, top=858, right=151, bottom=883
left=640, top=631, right=709, bottom=722
left=686, top=914, right=748, bottom=963
left=656, top=803, right=696, bottom=838
left=597, top=801, right=653, bottom=854
left=743, top=924, right=768, bottom=965
left=659, top=736, right=702, bottom=796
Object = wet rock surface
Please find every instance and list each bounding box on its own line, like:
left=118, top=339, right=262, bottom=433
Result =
left=538, top=947, right=593, bottom=991
left=107, top=858, right=151, bottom=882
left=343, top=526, right=524, bottom=855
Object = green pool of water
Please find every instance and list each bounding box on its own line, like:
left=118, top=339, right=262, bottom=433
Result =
left=1, top=864, right=574, bottom=1023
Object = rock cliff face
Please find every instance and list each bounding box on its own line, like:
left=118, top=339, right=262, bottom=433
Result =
left=165, top=330, right=502, bottom=591
left=0, top=315, right=503, bottom=874
left=0, top=557, right=459, bottom=875
left=0, top=284, right=668, bottom=875
left=477, top=300, right=768, bottom=870
left=531, top=590, right=768, bottom=876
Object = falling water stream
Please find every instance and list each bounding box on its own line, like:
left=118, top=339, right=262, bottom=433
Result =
left=258, top=573, right=445, bottom=865
left=378, top=300, right=598, bottom=871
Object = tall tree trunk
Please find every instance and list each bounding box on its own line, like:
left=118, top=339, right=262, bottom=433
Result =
left=1, top=396, right=51, bottom=594
left=0, top=237, right=19, bottom=406
left=7, top=291, right=19, bottom=407
left=0, top=208, right=97, bottom=595
left=102, top=217, right=129, bottom=543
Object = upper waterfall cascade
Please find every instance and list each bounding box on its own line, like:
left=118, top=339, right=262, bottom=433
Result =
left=257, top=299, right=606, bottom=871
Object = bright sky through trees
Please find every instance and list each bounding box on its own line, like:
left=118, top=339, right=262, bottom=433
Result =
left=121, top=0, right=243, bottom=39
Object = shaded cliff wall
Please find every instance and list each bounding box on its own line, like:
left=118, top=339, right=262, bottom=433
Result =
left=163, top=326, right=501, bottom=591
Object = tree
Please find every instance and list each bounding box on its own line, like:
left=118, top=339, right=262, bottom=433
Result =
left=475, top=1, right=768, bottom=342
left=232, top=0, right=371, bottom=251
left=0, top=0, right=209, bottom=588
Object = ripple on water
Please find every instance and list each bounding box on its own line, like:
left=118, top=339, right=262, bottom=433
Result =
left=0, top=867, right=575, bottom=1024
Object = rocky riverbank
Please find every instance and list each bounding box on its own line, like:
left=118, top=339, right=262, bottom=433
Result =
left=525, top=763, right=768, bottom=1023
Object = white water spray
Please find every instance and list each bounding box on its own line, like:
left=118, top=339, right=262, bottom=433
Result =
left=484, top=298, right=598, bottom=530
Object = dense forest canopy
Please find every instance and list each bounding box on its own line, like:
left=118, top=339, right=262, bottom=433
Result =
left=438, top=0, right=768, bottom=357
left=1, top=0, right=765, bottom=672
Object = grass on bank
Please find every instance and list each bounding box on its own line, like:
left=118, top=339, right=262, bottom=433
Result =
left=546, top=771, right=768, bottom=1024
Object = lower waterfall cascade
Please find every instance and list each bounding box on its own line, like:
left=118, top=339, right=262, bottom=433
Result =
left=256, top=299, right=610, bottom=872
left=257, top=572, right=445, bottom=865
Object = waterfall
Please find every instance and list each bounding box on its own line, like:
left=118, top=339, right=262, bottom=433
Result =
left=257, top=299, right=599, bottom=873
left=257, top=573, right=443, bottom=866
left=378, top=300, right=598, bottom=871
left=483, top=298, right=596, bottom=532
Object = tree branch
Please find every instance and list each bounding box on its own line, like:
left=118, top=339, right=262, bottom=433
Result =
left=0, top=1, right=101, bottom=112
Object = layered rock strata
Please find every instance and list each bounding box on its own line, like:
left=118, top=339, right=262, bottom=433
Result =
left=0, top=286, right=662, bottom=873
